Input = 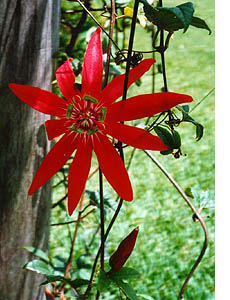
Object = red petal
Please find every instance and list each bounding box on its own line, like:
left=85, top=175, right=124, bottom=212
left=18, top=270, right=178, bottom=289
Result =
left=28, top=132, right=78, bottom=195
left=106, top=92, right=193, bottom=121
left=68, top=135, right=93, bottom=215
left=45, top=119, right=69, bottom=140
left=9, top=84, right=67, bottom=117
left=81, top=28, right=103, bottom=98
left=100, top=59, right=155, bottom=106
left=92, top=133, right=133, bottom=201
left=56, top=58, right=80, bottom=101
left=105, top=122, right=168, bottom=151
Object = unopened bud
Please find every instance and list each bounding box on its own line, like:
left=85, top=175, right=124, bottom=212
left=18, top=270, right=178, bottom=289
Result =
left=109, top=227, right=139, bottom=271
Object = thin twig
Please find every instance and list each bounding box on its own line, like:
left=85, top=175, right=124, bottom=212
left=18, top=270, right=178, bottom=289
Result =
left=126, top=148, right=136, bottom=171
left=143, top=150, right=208, bottom=300
left=64, top=196, right=85, bottom=277
left=58, top=197, right=85, bottom=295
left=190, top=87, right=215, bottom=113
left=74, top=0, right=123, bottom=55
left=51, top=207, right=96, bottom=226
left=66, top=0, right=90, bottom=56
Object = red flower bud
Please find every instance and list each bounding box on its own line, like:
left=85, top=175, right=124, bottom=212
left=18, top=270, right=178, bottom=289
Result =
left=109, top=227, right=139, bottom=271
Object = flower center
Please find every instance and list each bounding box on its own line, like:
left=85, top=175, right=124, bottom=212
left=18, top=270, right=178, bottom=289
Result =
left=66, top=96, right=106, bottom=135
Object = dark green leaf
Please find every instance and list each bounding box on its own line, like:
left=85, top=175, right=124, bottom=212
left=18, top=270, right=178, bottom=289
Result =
left=41, top=275, right=64, bottom=285
left=180, top=104, right=190, bottom=113
left=172, top=130, right=181, bottom=149
left=41, top=275, right=90, bottom=288
left=190, top=16, right=212, bottom=34
left=159, top=2, right=194, bottom=32
left=140, top=0, right=194, bottom=32
left=160, top=149, right=173, bottom=155
left=177, top=106, right=204, bottom=141
left=23, top=260, right=54, bottom=275
left=64, top=278, right=90, bottom=289
left=113, top=279, right=138, bottom=300
left=195, top=123, right=204, bottom=141
left=153, top=126, right=174, bottom=148
left=97, top=270, right=112, bottom=292
left=185, top=187, right=194, bottom=198
left=109, top=267, right=140, bottom=281
left=139, top=0, right=162, bottom=26
left=21, top=247, right=50, bottom=263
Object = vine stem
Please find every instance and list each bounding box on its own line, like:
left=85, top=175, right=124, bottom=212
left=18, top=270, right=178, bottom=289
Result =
left=83, top=1, right=140, bottom=297
left=99, top=168, right=105, bottom=272
left=98, top=0, right=117, bottom=282
left=122, top=0, right=139, bottom=99
left=143, top=150, right=208, bottom=300
left=155, top=2, right=208, bottom=298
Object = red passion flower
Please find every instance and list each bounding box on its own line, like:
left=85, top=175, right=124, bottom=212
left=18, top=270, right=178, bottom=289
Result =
left=9, top=27, right=193, bottom=215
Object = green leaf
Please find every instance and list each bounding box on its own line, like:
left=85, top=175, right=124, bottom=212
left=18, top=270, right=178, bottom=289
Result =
left=109, top=267, right=140, bottom=281
left=185, top=187, right=194, bottom=198
left=180, top=104, right=190, bottom=113
left=23, top=260, right=54, bottom=275
left=113, top=279, right=138, bottom=300
left=66, top=278, right=90, bottom=289
left=177, top=106, right=204, bottom=141
left=160, top=149, right=173, bottom=155
left=140, top=0, right=194, bottom=32
left=139, top=0, right=161, bottom=26
left=172, top=130, right=181, bottom=149
left=21, top=247, right=50, bottom=263
left=41, top=275, right=64, bottom=285
left=97, top=270, right=112, bottom=293
left=153, top=126, right=174, bottom=148
left=195, top=123, right=204, bottom=141
left=190, top=16, right=212, bottom=34
left=41, top=275, right=90, bottom=288
left=159, top=2, right=194, bottom=32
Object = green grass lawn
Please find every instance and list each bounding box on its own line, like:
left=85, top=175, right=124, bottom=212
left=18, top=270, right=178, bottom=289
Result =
left=50, top=0, right=214, bottom=299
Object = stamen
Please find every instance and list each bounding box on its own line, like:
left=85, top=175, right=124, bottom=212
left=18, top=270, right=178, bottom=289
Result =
left=66, top=104, right=74, bottom=119
left=100, top=107, right=107, bottom=121
left=83, top=94, right=98, bottom=104
left=68, top=124, right=85, bottom=134
left=87, top=127, right=99, bottom=135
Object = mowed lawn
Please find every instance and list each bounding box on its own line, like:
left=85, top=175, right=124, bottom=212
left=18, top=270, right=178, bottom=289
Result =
left=50, top=0, right=214, bottom=299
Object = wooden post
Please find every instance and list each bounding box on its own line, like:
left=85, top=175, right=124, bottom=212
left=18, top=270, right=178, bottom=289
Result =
left=0, top=1, right=60, bottom=299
